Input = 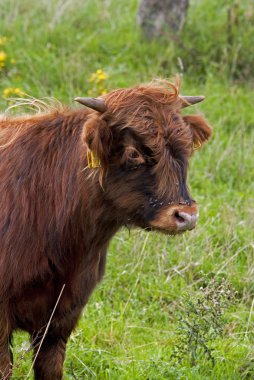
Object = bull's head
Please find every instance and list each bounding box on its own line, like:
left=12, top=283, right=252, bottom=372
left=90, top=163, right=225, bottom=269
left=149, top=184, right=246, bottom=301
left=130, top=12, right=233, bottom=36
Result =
left=75, top=80, right=212, bottom=235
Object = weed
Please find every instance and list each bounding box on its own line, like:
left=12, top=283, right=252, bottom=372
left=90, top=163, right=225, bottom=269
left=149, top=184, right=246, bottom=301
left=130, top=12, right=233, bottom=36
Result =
left=171, top=275, right=237, bottom=367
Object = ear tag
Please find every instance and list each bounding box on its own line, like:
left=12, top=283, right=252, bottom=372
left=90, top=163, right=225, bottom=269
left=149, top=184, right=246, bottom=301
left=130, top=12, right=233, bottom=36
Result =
left=193, top=141, right=202, bottom=150
left=87, top=150, right=101, bottom=168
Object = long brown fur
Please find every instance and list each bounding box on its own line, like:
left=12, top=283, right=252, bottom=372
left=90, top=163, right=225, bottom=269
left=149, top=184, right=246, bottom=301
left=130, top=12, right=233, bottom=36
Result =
left=0, top=80, right=211, bottom=379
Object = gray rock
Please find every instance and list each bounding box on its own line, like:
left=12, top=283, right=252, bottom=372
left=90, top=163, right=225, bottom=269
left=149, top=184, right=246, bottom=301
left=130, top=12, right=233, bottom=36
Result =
left=137, top=0, right=189, bottom=39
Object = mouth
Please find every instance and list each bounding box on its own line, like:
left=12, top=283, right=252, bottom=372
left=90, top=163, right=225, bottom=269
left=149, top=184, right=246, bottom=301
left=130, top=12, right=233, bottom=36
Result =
left=147, top=225, right=186, bottom=235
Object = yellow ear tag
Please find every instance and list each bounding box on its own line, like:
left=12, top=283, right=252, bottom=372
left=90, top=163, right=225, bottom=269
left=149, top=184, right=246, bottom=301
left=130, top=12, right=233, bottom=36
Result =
left=87, top=150, right=101, bottom=168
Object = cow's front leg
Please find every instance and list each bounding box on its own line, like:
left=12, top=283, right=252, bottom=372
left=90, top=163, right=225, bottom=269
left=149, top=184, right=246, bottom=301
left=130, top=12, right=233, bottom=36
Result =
left=0, top=316, right=13, bottom=380
left=0, top=342, right=12, bottom=380
left=31, top=304, right=83, bottom=380
left=32, top=330, right=68, bottom=380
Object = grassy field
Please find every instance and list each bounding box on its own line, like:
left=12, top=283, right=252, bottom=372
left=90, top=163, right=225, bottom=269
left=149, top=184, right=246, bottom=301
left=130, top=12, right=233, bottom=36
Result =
left=1, top=0, right=254, bottom=378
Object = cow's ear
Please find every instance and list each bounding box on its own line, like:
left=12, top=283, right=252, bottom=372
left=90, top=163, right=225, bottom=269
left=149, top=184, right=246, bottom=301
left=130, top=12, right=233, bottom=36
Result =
left=183, top=114, right=212, bottom=149
left=82, top=115, right=112, bottom=166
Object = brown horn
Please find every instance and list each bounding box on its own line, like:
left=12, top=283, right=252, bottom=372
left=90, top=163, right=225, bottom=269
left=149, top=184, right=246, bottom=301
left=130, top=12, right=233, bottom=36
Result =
left=74, top=97, right=107, bottom=113
left=180, top=96, right=205, bottom=108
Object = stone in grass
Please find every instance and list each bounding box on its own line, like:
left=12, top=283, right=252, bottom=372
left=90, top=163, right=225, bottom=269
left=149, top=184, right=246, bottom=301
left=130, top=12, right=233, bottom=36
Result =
left=137, top=0, right=189, bottom=39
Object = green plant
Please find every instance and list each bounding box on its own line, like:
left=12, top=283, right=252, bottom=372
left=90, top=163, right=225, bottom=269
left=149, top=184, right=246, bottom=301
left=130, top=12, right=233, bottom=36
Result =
left=171, top=276, right=237, bottom=367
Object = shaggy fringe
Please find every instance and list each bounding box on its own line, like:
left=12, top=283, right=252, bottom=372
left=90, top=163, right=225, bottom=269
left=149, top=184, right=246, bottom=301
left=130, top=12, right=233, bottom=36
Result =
left=103, top=77, right=181, bottom=113
left=4, top=95, right=64, bottom=115
left=0, top=96, right=65, bottom=150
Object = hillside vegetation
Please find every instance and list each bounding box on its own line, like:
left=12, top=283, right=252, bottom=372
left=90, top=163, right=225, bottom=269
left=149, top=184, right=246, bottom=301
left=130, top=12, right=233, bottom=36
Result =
left=0, top=0, right=254, bottom=378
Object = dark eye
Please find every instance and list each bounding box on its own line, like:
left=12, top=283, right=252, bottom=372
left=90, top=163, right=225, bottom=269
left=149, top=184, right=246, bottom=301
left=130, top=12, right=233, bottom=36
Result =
left=121, top=146, right=145, bottom=170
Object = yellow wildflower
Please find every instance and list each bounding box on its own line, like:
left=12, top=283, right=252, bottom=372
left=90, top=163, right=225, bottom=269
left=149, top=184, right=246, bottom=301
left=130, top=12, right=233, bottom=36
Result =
left=0, top=52, right=7, bottom=61
left=0, top=51, right=8, bottom=70
left=0, top=37, right=7, bottom=46
left=0, top=51, right=7, bottom=70
left=89, top=69, right=108, bottom=83
left=98, top=72, right=108, bottom=81
left=0, top=51, right=7, bottom=62
left=14, top=88, right=24, bottom=96
left=3, top=87, right=24, bottom=98
left=88, top=69, right=109, bottom=96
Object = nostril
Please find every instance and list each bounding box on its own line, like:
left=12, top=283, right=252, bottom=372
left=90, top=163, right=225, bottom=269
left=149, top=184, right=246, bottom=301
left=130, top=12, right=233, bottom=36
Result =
left=174, top=211, right=186, bottom=223
left=174, top=211, right=198, bottom=231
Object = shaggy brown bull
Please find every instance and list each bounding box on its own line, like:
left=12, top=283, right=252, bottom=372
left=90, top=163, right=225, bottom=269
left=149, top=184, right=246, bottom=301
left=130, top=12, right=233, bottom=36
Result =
left=0, top=80, right=211, bottom=379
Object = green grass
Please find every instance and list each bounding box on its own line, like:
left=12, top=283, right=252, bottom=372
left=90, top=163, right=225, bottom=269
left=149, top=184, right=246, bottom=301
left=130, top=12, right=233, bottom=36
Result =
left=1, top=0, right=254, bottom=378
